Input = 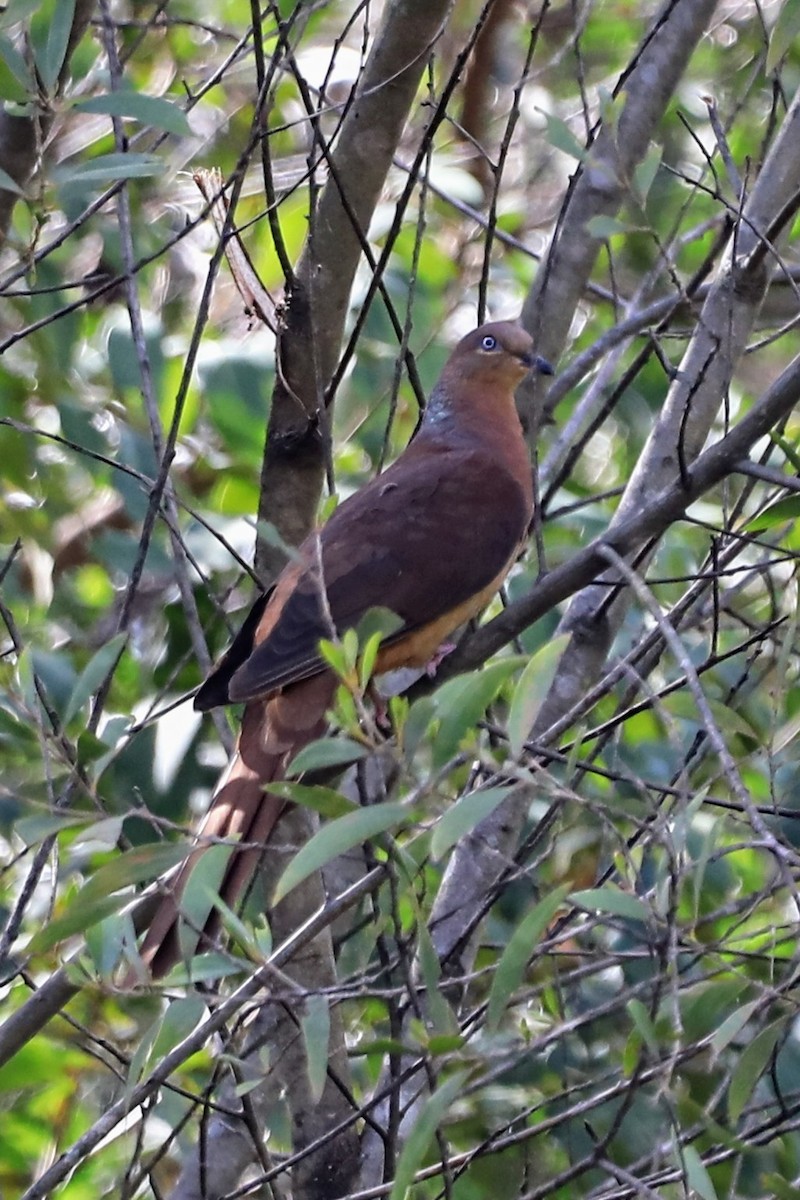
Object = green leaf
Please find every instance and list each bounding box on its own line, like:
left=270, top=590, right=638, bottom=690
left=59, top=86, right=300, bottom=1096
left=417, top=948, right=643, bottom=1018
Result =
left=570, top=886, right=652, bottom=924
left=633, top=141, right=662, bottom=203
left=585, top=215, right=630, bottom=239
left=63, top=633, right=127, bottom=725
left=78, top=843, right=188, bottom=906
left=35, top=0, right=74, bottom=90
left=301, top=994, right=330, bottom=1104
left=679, top=1144, right=718, bottom=1200
left=430, top=786, right=511, bottom=860
left=287, top=736, right=367, bottom=776
left=14, top=810, right=88, bottom=844
left=401, top=696, right=435, bottom=762
left=318, top=638, right=348, bottom=678
left=487, top=885, right=570, bottom=1030
left=538, top=110, right=587, bottom=161
left=507, top=635, right=569, bottom=757
left=728, top=1018, right=784, bottom=1124
left=0, top=33, right=31, bottom=95
left=773, top=707, right=800, bottom=754
left=389, top=1072, right=468, bottom=1200
left=355, top=606, right=404, bottom=645
left=273, top=801, right=405, bottom=902
left=125, top=1020, right=159, bottom=1102
left=767, top=0, right=800, bottom=73
left=359, top=630, right=384, bottom=690
left=177, top=843, right=233, bottom=964
left=28, top=893, right=128, bottom=953
left=761, top=1174, right=800, bottom=1200
left=710, top=1000, right=759, bottom=1058
left=28, top=844, right=187, bottom=953
left=0, top=0, right=42, bottom=29
left=74, top=92, right=192, bottom=136
left=433, top=658, right=524, bottom=768
left=682, top=977, right=749, bottom=1042
left=151, top=995, right=206, bottom=1061
left=56, top=152, right=163, bottom=185
left=745, top=494, right=800, bottom=533
left=627, top=998, right=659, bottom=1054
left=417, top=921, right=458, bottom=1036
left=0, top=163, right=24, bottom=194
left=160, top=953, right=247, bottom=986
left=771, top=431, right=800, bottom=472
left=266, top=781, right=358, bottom=818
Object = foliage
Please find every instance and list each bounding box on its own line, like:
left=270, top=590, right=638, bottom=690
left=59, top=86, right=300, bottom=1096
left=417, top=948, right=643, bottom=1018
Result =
left=2, top=1, right=800, bottom=1198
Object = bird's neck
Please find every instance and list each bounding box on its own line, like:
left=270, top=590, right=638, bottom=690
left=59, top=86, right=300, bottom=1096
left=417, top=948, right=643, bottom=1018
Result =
left=420, top=377, right=532, bottom=504
left=423, top=377, right=521, bottom=445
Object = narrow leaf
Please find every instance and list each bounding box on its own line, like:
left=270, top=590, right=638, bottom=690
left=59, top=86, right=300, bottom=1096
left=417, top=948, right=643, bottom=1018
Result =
left=767, top=0, right=800, bottom=73
left=0, top=163, right=24, bottom=194
left=29, top=843, right=188, bottom=953
left=0, top=0, right=42, bottom=29
left=0, top=33, right=31, bottom=93
left=287, top=736, right=367, bottom=776
left=627, top=999, right=659, bottom=1054
left=273, top=802, right=405, bottom=902
left=35, top=0, right=74, bottom=90
left=177, top=843, right=233, bottom=964
left=570, top=886, right=652, bottom=924
left=57, top=152, right=162, bottom=185
left=539, top=110, right=587, bottom=161
left=15, top=810, right=87, bottom=844
left=355, top=606, right=404, bottom=644
left=633, top=141, right=662, bottom=203
left=710, top=1000, right=759, bottom=1058
left=417, top=922, right=458, bottom=1036
left=74, top=92, right=192, bottom=136
left=745, top=494, right=800, bottom=533
left=433, top=658, right=523, bottom=768
left=585, top=215, right=630, bottom=239
left=487, top=885, right=570, bottom=1030
left=266, top=781, right=358, bottom=818
left=152, top=996, right=206, bottom=1061
left=28, top=893, right=130, bottom=953
left=63, top=633, right=127, bottom=725
left=680, top=1144, right=718, bottom=1200
left=78, top=843, right=188, bottom=905
left=728, top=1019, right=784, bottom=1124
left=125, top=1020, right=159, bottom=1103
left=431, top=786, right=511, bottom=860
left=389, top=1072, right=468, bottom=1200
left=761, top=1173, right=800, bottom=1200
left=301, top=994, right=330, bottom=1104
left=359, top=629, right=383, bottom=690
left=507, top=635, right=569, bottom=757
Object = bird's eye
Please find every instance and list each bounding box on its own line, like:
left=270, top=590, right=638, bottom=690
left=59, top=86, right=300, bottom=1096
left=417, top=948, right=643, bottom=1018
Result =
left=481, top=335, right=497, bottom=351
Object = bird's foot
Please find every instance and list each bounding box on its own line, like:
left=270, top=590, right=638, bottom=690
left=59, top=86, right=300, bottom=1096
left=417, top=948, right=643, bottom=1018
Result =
left=426, top=642, right=456, bottom=677
left=367, top=681, right=393, bottom=733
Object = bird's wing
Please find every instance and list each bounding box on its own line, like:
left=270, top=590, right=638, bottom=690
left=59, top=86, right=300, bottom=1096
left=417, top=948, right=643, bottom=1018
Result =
left=223, top=446, right=531, bottom=704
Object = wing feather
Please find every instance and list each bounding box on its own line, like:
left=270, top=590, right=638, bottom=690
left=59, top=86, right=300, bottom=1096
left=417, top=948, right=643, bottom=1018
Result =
left=223, top=447, right=530, bottom=705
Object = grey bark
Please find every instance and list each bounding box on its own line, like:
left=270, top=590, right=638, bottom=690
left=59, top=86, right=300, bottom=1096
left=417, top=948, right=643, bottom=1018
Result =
left=517, top=0, right=719, bottom=438
left=256, top=0, right=455, bottom=580
left=428, top=82, right=800, bottom=976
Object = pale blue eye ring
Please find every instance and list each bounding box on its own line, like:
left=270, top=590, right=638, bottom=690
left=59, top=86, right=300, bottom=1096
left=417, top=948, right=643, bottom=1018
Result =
left=481, top=335, right=497, bottom=351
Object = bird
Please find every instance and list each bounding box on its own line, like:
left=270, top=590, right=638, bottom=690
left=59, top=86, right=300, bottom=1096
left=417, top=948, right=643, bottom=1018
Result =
left=132, top=320, right=552, bottom=979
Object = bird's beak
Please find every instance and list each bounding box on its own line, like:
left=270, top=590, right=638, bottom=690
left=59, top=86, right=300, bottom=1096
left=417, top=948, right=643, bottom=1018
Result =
left=522, top=352, right=553, bottom=375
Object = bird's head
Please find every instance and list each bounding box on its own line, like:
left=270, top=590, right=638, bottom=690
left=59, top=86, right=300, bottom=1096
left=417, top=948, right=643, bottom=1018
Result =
left=448, top=321, right=553, bottom=389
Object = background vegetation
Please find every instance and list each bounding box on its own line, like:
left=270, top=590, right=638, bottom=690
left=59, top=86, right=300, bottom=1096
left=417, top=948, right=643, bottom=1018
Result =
left=3, top=1, right=800, bottom=1197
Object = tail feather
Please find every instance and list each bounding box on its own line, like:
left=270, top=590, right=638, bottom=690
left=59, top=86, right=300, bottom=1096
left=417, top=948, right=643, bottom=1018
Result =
left=131, top=674, right=335, bottom=981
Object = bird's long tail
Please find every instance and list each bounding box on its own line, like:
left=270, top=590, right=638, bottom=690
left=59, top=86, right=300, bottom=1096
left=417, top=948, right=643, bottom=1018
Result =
left=133, top=673, right=335, bottom=980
